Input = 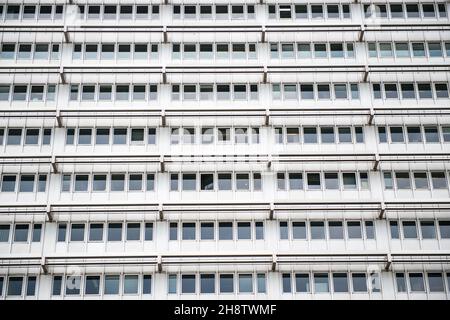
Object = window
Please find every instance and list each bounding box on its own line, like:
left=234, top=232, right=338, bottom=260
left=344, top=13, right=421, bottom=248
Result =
left=89, top=223, right=103, bottom=241
left=169, top=222, right=178, bottom=240
left=181, top=275, right=196, bottom=294
left=113, top=128, right=127, bottom=144
left=237, top=222, right=251, bottom=240
left=52, top=276, right=62, bottom=296
left=219, top=222, right=233, bottom=240
left=324, top=173, right=339, bottom=190
left=168, top=274, right=177, bottom=294
left=0, top=225, right=10, bottom=242
left=25, top=129, right=39, bottom=145
left=182, top=223, right=196, bottom=240
left=307, top=173, right=321, bottom=190
left=239, top=274, right=253, bottom=293
left=289, top=173, right=303, bottom=190
left=26, top=276, right=36, bottom=296
left=7, top=277, right=23, bottom=296
left=352, top=274, right=367, bottom=292
left=439, top=221, right=450, bottom=238
left=19, top=175, right=35, bottom=192
left=395, top=273, right=407, bottom=292
left=420, top=221, right=436, bottom=239
left=200, top=222, right=214, bottom=240
left=70, top=224, right=85, bottom=241
left=65, top=275, right=81, bottom=295
left=390, top=127, right=404, bottom=143
left=418, top=83, right=432, bottom=99
left=303, top=127, right=317, bottom=143
left=282, top=274, right=292, bottom=293
left=85, top=276, right=100, bottom=295
left=220, top=274, right=234, bottom=293
left=143, top=275, right=152, bottom=294
left=2, top=175, right=16, bottom=192
left=310, top=221, right=325, bottom=239
left=407, top=127, right=422, bottom=143
left=128, top=174, right=143, bottom=191
left=342, top=172, right=357, bottom=189
left=412, top=43, right=425, bottom=57
left=108, top=223, right=122, bottom=241
left=124, top=275, right=139, bottom=294
left=409, top=273, right=425, bottom=292
left=93, top=174, right=107, bottom=191
left=428, top=273, right=444, bottom=292
left=218, top=173, right=232, bottom=190
left=347, top=221, right=362, bottom=239
left=14, top=224, right=29, bottom=242
left=328, top=221, right=344, bottom=239
left=200, top=173, right=214, bottom=191
left=390, top=221, right=399, bottom=239
left=182, top=173, right=196, bottom=191
left=292, top=222, right=307, bottom=240
left=104, top=275, right=120, bottom=295
left=57, top=223, right=67, bottom=242
left=127, top=223, right=141, bottom=241
left=201, top=274, right=215, bottom=293
left=431, top=172, right=447, bottom=189
left=314, top=273, right=329, bottom=293
left=144, top=223, right=153, bottom=241
left=414, top=172, right=429, bottom=189
left=74, top=174, right=89, bottom=191
left=402, top=221, right=418, bottom=239
left=236, top=173, right=249, bottom=190
left=435, top=84, right=449, bottom=98
left=333, top=273, right=349, bottom=292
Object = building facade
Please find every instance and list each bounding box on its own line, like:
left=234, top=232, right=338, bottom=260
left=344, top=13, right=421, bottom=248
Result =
left=0, top=0, right=450, bottom=300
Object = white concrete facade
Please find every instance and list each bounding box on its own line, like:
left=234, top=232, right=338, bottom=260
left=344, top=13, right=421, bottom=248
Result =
left=0, top=0, right=449, bottom=300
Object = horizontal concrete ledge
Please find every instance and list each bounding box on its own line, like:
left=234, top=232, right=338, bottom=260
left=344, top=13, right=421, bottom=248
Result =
left=1, top=252, right=449, bottom=269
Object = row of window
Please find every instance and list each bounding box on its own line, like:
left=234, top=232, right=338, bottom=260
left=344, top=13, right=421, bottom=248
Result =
left=69, top=84, right=157, bottom=102
left=0, top=174, right=48, bottom=193
left=174, top=172, right=262, bottom=192
left=56, top=221, right=154, bottom=243
left=282, top=272, right=379, bottom=294
left=368, top=41, right=450, bottom=59
left=274, top=171, right=370, bottom=192
left=169, top=127, right=260, bottom=145
left=5, top=125, right=450, bottom=147
left=383, top=171, right=450, bottom=191
left=377, top=125, right=450, bottom=144
left=3, top=219, right=449, bottom=244
left=272, top=83, right=360, bottom=101
left=270, top=42, right=354, bottom=59
left=0, top=223, right=42, bottom=243
left=363, top=3, right=447, bottom=19
left=395, top=272, right=450, bottom=293
left=2, top=170, right=449, bottom=195
left=0, top=4, right=63, bottom=21
left=52, top=273, right=152, bottom=297
left=3, top=41, right=448, bottom=63
left=275, top=126, right=364, bottom=144
left=2, top=3, right=448, bottom=22
left=60, top=173, right=155, bottom=193
left=0, top=4, right=159, bottom=21
left=171, top=83, right=258, bottom=101
left=72, top=43, right=158, bottom=61
left=65, top=127, right=156, bottom=146
left=172, top=4, right=255, bottom=20
left=2, top=82, right=448, bottom=103
left=372, top=82, right=449, bottom=100
left=390, top=220, right=450, bottom=240
left=0, top=84, right=56, bottom=102
left=172, top=43, right=256, bottom=60
left=268, top=3, right=350, bottom=20
left=279, top=220, right=375, bottom=241
left=0, top=276, right=37, bottom=297
left=0, top=43, right=60, bottom=60
left=2, top=271, right=450, bottom=297
left=0, top=128, right=52, bottom=146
